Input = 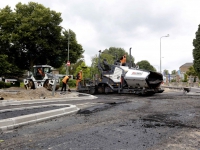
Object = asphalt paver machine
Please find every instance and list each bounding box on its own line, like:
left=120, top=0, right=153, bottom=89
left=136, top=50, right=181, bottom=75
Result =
left=77, top=48, right=164, bottom=95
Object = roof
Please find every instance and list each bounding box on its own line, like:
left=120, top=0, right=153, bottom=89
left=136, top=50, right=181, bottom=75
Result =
left=179, top=63, right=193, bottom=68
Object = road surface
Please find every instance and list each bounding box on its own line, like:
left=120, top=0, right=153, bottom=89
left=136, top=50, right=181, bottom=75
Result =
left=0, top=91, right=200, bottom=150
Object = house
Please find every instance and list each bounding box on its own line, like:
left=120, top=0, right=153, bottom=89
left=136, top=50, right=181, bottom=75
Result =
left=179, top=62, right=193, bottom=80
left=179, top=63, right=193, bottom=74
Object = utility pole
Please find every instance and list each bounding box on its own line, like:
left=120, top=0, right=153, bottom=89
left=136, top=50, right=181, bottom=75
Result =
left=67, top=29, right=70, bottom=75
left=160, top=34, right=169, bottom=73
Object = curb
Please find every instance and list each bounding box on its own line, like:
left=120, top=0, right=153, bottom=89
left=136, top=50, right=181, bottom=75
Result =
left=186, top=92, right=200, bottom=96
left=0, top=104, right=79, bottom=132
left=0, top=93, right=98, bottom=107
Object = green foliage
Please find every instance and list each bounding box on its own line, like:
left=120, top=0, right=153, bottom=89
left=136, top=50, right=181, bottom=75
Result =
left=0, top=81, right=4, bottom=89
left=90, top=47, right=135, bottom=76
left=136, top=60, right=156, bottom=71
left=59, top=79, right=76, bottom=88
left=20, top=82, right=24, bottom=88
left=0, top=2, right=84, bottom=71
left=171, top=70, right=177, bottom=75
left=73, top=61, right=91, bottom=79
left=103, top=47, right=134, bottom=63
left=163, top=69, right=169, bottom=75
left=69, top=59, right=84, bottom=76
left=68, top=79, right=76, bottom=87
left=0, top=55, right=12, bottom=76
left=0, top=81, right=11, bottom=88
left=182, top=73, right=188, bottom=82
left=0, top=55, right=24, bottom=77
left=170, top=79, right=176, bottom=82
left=5, top=82, right=11, bottom=88
left=186, top=66, right=198, bottom=76
left=193, top=24, right=200, bottom=79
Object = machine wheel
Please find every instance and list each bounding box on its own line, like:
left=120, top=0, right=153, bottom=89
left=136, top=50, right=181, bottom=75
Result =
left=47, top=84, right=53, bottom=91
left=24, top=80, right=34, bottom=89
left=24, top=85, right=29, bottom=90
left=89, top=87, right=96, bottom=95
left=97, top=86, right=104, bottom=94
left=105, top=86, right=111, bottom=94
left=43, top=80, right=49, bottom=89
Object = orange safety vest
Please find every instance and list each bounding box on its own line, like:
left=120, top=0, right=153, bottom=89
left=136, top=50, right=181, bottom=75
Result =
left=38, top=69, right=45, bottom=76
left=77, top=72, right=82, bottom=80
left=62, top=76, right=69, bottom=84
left=120, top=55, right=126, bottom=64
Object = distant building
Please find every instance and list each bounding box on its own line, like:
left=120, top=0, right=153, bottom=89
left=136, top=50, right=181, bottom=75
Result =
left=179, top=62, right=193, bottom=80
left=179, top=63, right=193, bottom=74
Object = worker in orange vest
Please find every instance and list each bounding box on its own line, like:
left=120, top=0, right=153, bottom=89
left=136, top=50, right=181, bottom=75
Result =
left=61, top=75, right=71, bottom=92
left=120, top=54, right=126, bottom=66
left=37, top=68, right=45, bottom=77
left=76, top=70, right=82, bottom=90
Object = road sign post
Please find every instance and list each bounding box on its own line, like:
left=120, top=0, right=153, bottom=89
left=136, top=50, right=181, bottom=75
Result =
left=67, top=61, right=70, bottom=66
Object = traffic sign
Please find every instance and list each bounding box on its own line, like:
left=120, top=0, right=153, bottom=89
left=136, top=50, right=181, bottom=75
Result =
left=67, top=61, right=70, bottom=66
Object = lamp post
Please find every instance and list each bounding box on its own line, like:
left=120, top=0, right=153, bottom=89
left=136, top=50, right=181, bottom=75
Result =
left=67, top=29, right=70, bottom=75
left=153, top=65, right=159, bottom=72
left=160, top=34, right=169, bottom=73
left=61, top=27, right=70, bottom=75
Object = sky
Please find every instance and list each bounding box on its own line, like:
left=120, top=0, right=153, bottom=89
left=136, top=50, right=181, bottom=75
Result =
left=0, top=0, right=199, bottom=73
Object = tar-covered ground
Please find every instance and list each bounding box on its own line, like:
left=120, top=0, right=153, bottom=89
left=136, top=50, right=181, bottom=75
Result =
left=0, top=91, right=200, bottom=150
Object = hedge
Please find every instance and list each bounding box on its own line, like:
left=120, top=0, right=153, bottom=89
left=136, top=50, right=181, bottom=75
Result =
left=0, top=81, right=20, bottom=88
left=59, top=79, right=76, bottom=88
left=0, top=81, right=11, bottom=88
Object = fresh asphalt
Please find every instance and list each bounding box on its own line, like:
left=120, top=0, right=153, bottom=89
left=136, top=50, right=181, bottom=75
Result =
left=0, top=90, right=99, bottom=131
left=0, top=87, right=200, bottom=132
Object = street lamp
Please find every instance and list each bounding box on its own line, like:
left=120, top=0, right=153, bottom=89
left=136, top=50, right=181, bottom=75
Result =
left=153, top=65, right=159, bottom=72
left=160, top=34, right=169, bottom=73
left=67, top=29, right=70, bottom=75
left=61, top=27, right=70, bottom=75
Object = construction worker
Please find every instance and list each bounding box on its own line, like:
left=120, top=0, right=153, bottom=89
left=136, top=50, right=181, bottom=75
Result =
left=120, top=54, right=126, bottom=66
left=37, top=68, right=45, bottom=76
left=61, top=75, right=71, bottom=92
left=76, top=70, right=82, bottom=90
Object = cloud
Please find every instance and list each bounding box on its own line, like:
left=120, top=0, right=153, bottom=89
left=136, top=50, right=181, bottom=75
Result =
left=1, top=0, right=199, bottom=73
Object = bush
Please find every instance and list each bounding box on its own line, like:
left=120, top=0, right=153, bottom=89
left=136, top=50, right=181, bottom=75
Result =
left=170, top=79, right=176, bottom=82
left=0, top=81, right=4, bottom=89
left=184, top=74, right=188, bottom=82
left=68, top=79, right=76, bottom=87
left=5, top=82, right=11, bottom=88
left=0, top=81, right=19, bottom=88
left=182, top=79, right=188, bottom=82
left=60, top=79, right=76, bottom=88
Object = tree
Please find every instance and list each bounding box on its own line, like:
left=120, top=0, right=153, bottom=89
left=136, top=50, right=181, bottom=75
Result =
left=193, top=24, right=200, bottom=78
left=0, top=55, right=12, bottom=76
left=103, top=47, right=134, bottom=63
left=186, top=66, right=198, bottom=76
left=0, top=2, right=84, bottom=71
left=90, top=47, right=135, bottom=76
left=0, top=55, right=24, bottom=77
left=171, top=70, right=177, bottom=75
left=163, top=69, right=169, bottom=75
left=69, top=59, right=84, bottom=76
left=136, top=60, right=156, bottom=71
left=73, top=61, right=91, bottom=80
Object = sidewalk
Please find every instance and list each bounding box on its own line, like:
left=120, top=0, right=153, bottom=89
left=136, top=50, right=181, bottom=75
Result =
left=0, top=92, right=97, bottom=132
left=0, top=91, right=97, bottom=106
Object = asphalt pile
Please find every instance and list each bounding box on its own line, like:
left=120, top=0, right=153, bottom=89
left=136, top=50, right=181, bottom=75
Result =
left=0, top=87, right=75, bottom=100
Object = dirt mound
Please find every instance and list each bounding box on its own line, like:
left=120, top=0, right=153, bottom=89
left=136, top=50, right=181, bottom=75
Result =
left=0, top=87, right=75, bottom=100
